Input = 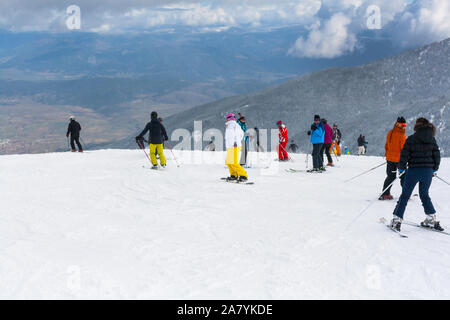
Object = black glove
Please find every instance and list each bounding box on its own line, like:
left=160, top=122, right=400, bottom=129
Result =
left=165, top=136, right=169, bottom=141
left=307, top=130, right=312, bottom=136
left=311, top=124, right=317, bottom=131
left=234, top=142, right=237, bottom=147
left=136, top=136, right=143, bottom=142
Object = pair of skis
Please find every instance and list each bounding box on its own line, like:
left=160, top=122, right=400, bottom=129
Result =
left=220, top=177, right=254, bottom=185
left=285, top=168, right=324, bottom=173
left=380, top=217, right=449, bottom=238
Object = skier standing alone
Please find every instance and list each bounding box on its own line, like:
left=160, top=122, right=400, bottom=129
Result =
left=390, top=118, right=442, bottom=232
left=66, top=116, right=83, bottom=152
left=136, top=111, right=168, bottom=169
left=307, top=115, right=325, bottom=172
left=357, top=134, right=367, bottom=155
left=225, top=113, right=248, bottom=182
left=379, top=117, right=407, bottom=200
left=277, top=120, right=289, bottom=161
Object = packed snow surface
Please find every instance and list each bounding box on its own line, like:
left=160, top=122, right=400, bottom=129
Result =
left=1, top=149, right=449, bottom=299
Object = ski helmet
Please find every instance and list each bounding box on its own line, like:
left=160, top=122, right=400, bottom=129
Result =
left=276, top=120, right=282, bottom=126
left=69, top=115, right=75, bottom=121
left=226, top=113, right=236, bottom=121
left=151, top=111, right=158, bottom=119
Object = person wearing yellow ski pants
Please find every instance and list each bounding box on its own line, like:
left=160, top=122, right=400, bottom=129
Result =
left=150, top=143, right=166, bottom=166
left=225, top=146, right=248, bottom=178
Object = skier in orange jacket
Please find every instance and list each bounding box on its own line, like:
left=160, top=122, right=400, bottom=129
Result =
left=379, top=117, right=407, bottom=200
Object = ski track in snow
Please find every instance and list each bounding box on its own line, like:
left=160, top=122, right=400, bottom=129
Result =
left=0, top=149, right=449, bottom=299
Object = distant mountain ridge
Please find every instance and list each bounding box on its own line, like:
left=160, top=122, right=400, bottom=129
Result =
left=156, top=37, right=450, bottom=156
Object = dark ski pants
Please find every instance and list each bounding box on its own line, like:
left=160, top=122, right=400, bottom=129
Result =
left=312, top=143, right=323, bottom=169
left=321, top=143, right=333, bottom=164
left=70, top=135, right=83, bottom=151
left=393, top=168, right=436, bottom=219
left=382, top=161, right=404, bottom=195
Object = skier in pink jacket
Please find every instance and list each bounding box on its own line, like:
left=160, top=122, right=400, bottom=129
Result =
left=321, top=119, right=334, bottom=167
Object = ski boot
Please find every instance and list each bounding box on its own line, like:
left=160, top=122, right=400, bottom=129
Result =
left=390, top=216, right=403, bottom=232
left=151, top=165, right=159, bottom=170
left=72, top=149, right=76, bottom=152
left=319, top=166, right=326, bottom=172
left=238, top=176, right=248, bottom=183
left=421, top=214, right=444, bottom=231
left=307, top=168, right=321, bottom=173
left=378, top=194, right=394, bottom=201
left=327, top=162, right=334, bottom=167
left=78, top=149, right=83, bottom=153
left=226, top=175, right=238, bottom=182
left=161, top=164, right=166, bottom=168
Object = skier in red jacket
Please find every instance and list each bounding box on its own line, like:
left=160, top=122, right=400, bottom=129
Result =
left=277, top=120, right=289, bottom=161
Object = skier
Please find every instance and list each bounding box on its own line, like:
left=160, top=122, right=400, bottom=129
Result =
left=135, top=111, right=168, bottom=169
left=321, top=119, right=334, bottom=166
left=390, top=118, right=442, bottom=232
left=225, top=113, right=248, bottom=182
left=379, top=117, right=407, bottom=200
left=307, top=115, right=325, bottom=172
left=237, top=113, right=249, bottom=166
left=357, top=134, right=367, bottom=155
left=288, top=140, right=298, bottom=153
left=66, top=116, right=83, bottom=152
left=205, top=139, right=216, bottom=151
left=331, top=124, right=342, bottom=156
left=277, top=120, right=289, bottom=161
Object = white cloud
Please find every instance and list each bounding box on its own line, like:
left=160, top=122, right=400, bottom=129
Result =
left=394, top=0, right=450, bottom=46
left=288, top=13, right=357, bottom=58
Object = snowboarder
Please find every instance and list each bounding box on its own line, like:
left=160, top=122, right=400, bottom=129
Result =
left=225, top=113, right=248, bottom=182
left=307, top=115, right=325, bottom=172
left=331, top=124, right=342, bottom=156
left=136, top=111, right=168, bottom=169
left=66, top=116, right=83, bottom=152
left=277, top=120, right=289, bottom=161
left=321, top=119, right=333, bottom=166
left=237, top=113, right=249, bottom=166
left=390, top=118, right=442, bottom=232
left=379, top=117, right=407, bottom=200
left=288, top=140, right=298, bottom=153
left=357, top=134, right=367, bottom=155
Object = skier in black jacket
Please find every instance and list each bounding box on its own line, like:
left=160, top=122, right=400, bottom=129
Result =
left=390, top=118, right=442, bottom=231
left=136, top=111, right=168, bottom=169
left=66, top=116, right=83, bottom=152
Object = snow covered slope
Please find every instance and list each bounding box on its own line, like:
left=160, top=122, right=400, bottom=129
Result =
left=1, top=149, right=449, bottom=299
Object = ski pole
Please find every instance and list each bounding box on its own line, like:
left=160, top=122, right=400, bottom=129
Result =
left=435, top=175, right=450, bottom=186
left=80, top=137, right=87, bottom=150
left=344, top=162, right=387, bottom=183
left=305, top=153, right=309, bottom=170
left=137, top=140, right=152, bottom=165
left=345, top=171, right=405, bottom=230
left=279, top=143, right=294, bottom=162
left=165, top=140, right=181, bottom=167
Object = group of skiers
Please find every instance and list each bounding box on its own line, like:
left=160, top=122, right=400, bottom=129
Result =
left=65, top=111, right=443, bottom=232
left=307, top=115, right=343, bottom=172
left=378, top=116, right=442, bottom=231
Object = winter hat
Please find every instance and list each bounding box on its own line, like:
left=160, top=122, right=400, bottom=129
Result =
left=276, top=120, right=282, bottom=126
left=151, top=111, right=158, bottom=119
left=314, top=115, right=321, bottom=121
left=322, top=118, right=327, bottom=124
left=238, top=113, right=245, bottom=121
left=414, top=117, right=435, bottom=135
left=226, top=113, right=236, bottom=121
left=397, top=116, right=406, bottom=124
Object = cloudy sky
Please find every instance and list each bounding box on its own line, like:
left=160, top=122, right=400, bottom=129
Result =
left=0, top=0, right=449, bottom=58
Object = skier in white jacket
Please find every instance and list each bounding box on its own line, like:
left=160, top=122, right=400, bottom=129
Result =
left=225, top=113, right=248, bottom=182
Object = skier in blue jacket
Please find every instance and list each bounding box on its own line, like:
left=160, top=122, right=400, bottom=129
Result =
left=307, top=115, right=325, bottom=172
